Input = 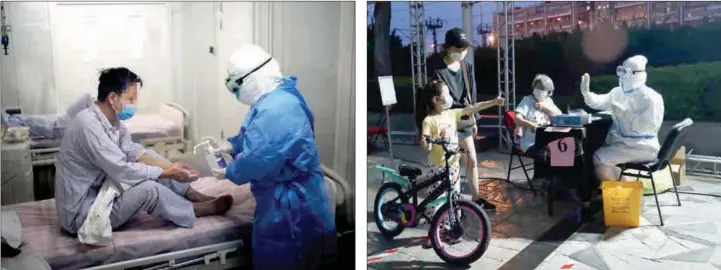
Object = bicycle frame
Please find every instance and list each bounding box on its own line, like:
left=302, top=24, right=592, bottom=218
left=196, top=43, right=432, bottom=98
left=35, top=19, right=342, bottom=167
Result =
left=373, top=140, right=462, bottom=225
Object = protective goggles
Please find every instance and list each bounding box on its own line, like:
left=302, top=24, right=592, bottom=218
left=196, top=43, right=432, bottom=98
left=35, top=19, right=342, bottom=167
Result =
left=616, top=66, right=645, bottom=77
left=226, top=57, right=273, bottom=93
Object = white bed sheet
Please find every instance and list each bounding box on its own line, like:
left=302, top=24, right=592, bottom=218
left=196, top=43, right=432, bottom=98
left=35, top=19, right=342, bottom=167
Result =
left=1, top=178, right=256, bottom=269
left=30, top=113, right=183, bottom=150
left=123, top=114, right=183, bottom=142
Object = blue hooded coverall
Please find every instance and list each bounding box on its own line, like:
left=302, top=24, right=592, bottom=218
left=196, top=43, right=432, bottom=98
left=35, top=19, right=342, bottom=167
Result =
left=225, top=77, right=337, bottom=270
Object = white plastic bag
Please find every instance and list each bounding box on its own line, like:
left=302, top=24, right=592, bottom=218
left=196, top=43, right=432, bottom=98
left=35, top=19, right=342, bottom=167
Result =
left=620, top=165, right=673, bottom=196
left=77, top=180, right=124, bottom=246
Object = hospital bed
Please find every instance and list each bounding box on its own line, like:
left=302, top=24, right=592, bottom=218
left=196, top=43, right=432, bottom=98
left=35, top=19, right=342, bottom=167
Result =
left=30, top=102, right=191, bottom=166
left=0, top=164, right=352, bottom=270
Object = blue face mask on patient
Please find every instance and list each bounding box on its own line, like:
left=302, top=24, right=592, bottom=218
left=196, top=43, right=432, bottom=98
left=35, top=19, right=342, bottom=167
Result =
left=117, top=104, right=136, bottom=121
left=112, top=97, right=136, bottom=121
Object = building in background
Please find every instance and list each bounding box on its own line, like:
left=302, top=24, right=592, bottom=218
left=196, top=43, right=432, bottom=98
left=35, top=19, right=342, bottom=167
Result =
left=492, top=1, right=721, bottom=42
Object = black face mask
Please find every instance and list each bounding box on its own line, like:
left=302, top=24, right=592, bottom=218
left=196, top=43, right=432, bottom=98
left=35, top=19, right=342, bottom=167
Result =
left=226, top=57, right=273, bottom=94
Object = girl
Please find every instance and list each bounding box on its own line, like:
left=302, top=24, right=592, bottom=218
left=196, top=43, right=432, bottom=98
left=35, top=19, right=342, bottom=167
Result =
left=414, top=81, right=504, bottom=221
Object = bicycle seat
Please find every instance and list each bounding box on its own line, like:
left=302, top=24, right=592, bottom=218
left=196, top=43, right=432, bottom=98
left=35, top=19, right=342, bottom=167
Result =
left=399, top=164, right=422, bottom=178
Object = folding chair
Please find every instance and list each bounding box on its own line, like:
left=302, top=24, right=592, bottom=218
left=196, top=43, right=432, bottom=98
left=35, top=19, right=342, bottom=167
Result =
left=616, top=118, right=693, bottom=226
left=503, top=111, right=536, bottom=195
left=367, top=115, right=389, bottom=152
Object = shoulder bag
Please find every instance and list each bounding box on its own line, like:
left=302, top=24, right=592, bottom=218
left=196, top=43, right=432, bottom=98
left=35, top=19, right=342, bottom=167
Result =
left=457, top=61, right=476, bottom=131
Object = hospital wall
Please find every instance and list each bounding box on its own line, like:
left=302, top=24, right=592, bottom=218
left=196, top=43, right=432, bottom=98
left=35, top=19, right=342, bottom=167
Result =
left=0, top=2, right=57, bottom=114
left=0, top=2, right=356, bottom=186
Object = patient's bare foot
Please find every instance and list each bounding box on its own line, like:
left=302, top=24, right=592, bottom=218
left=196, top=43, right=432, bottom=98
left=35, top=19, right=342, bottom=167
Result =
left=193, top=195, right=233, bottom=217
left=186, top=187, right=215, bottom=202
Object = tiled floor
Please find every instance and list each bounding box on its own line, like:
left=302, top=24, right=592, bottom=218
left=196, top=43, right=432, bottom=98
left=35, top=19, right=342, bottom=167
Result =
left=367, top=145, right=721, bottom=270
left=536, top=178, right=721, bottom=270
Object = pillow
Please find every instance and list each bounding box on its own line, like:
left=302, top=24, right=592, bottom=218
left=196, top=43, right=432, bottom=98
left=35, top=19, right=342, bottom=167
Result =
left=0, top=211, right=22, bottom=249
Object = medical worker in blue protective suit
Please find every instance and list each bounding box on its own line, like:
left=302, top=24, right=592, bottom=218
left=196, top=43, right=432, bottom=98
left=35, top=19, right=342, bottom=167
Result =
left=206, top=44, right=336, bottom=270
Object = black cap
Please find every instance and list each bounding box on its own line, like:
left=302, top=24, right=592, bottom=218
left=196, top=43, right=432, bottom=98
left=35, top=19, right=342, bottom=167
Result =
left=445, top=28, right=471, bottom=48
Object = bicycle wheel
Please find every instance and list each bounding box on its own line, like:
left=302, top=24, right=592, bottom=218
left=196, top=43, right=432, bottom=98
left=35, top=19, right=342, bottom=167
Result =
left=429, top=199, right=491, bottom=266
left=373, top=182, right=409, bottom=239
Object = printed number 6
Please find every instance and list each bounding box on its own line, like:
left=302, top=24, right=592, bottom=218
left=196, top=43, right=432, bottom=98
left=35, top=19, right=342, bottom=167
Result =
left=557, top=139, right=568, bottom=153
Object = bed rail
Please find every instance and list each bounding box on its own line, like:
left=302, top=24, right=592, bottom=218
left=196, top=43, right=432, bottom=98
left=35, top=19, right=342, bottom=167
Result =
left=81, top=240, right=244, bottom=270
left=163, top=102, right=189, bottom=121
left=30, top=147, right=60, bottom=166
left=142, top=102, right=191, bottom=158
left=321, top=164, right=353, bottom=224
left=163, top=102, right=190, bottom=143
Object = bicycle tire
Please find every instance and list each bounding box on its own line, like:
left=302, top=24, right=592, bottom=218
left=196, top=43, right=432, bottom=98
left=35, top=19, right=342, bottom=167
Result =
left=429, top=199, right=492, bottom=266
left=373, top=182, right=409, bottom=239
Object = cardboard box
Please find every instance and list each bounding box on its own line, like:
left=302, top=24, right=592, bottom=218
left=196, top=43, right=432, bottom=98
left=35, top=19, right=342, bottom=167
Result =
left=669, top=145, right=686, bottom=186
left=671, top=164, right=685, bottom=186
left=671, top=145, right=686, bottom=165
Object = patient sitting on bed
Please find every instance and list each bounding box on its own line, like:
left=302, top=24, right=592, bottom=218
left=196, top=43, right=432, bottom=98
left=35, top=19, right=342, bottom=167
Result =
left=55, top=67, right=233, bottom=236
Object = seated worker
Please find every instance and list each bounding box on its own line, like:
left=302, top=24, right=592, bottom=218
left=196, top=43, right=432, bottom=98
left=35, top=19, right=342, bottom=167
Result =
left=1, top=93, right=95, bottom=139
left=513, top=74, right=563, bottom=180
left=55, top=67, right=233, bottom=236
left=580, top=55, right=664, bottom=182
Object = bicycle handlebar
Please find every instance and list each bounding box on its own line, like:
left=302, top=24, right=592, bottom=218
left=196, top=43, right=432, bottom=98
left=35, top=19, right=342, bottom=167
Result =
left=425, top=137, right=449, bottom=145
left=424, top=137, right=467, bottom=154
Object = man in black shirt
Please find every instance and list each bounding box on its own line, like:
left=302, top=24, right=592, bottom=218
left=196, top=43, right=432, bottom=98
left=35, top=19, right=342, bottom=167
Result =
left=430, top=28, right=496, bottom=211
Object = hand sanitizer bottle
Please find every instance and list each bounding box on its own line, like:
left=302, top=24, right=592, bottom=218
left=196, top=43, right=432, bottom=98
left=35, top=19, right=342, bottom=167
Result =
left=216, top=153, right=227, bottom=168
left=195, top=141, right=227, bottom=171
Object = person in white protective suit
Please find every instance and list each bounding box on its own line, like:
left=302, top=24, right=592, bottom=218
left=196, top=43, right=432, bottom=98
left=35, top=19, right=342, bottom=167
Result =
left=580, top=55, right=665, bottom=182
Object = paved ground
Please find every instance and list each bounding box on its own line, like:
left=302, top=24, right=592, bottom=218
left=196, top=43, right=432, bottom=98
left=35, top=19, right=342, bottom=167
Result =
left=536, top=178, right=721, bottom=270
left=367, top=144, right=721, bottom=270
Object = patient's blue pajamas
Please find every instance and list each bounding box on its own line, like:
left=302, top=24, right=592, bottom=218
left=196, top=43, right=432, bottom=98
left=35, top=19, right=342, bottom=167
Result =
left=109, top=150, right=194, bottom=229
left=55, top=105, right=195, bottom=234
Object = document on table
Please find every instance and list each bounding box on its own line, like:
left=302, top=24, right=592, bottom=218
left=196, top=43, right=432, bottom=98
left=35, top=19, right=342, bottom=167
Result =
left=545, top=126, right=572, bottom=133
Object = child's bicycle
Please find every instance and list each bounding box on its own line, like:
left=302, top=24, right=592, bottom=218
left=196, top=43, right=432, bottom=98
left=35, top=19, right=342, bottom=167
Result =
left=371, top=137, right=491, bottom=266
